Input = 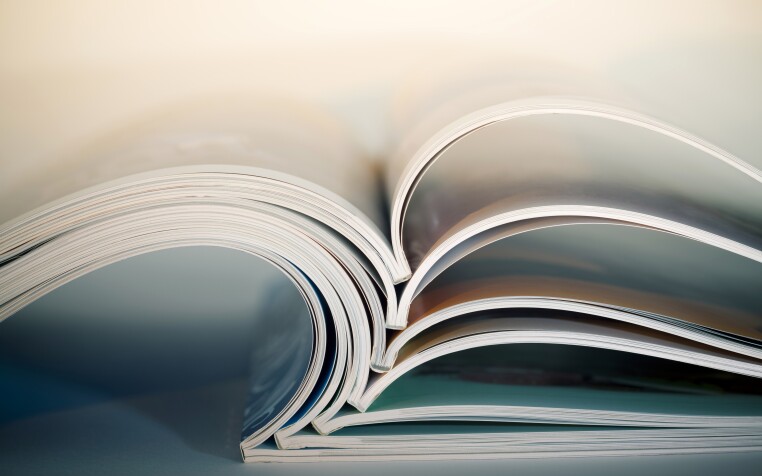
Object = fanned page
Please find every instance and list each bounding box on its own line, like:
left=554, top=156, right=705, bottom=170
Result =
left=3, top=14, right=762, bottom=465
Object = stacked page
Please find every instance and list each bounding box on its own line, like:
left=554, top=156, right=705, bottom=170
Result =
left=1, top=92, right=761, bottom=462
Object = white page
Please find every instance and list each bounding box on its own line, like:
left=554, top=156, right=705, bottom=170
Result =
left=0, top=96, right=385, bottom=233
left=398, top=112, right=762, bottom=268
left=407, top=224, right=762, bottom=340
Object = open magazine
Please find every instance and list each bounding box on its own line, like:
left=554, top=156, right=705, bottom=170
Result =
left=1, top=89, right=761, bottom=463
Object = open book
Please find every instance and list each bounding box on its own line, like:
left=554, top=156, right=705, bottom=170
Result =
left=1, top=90, right=761, bottom=463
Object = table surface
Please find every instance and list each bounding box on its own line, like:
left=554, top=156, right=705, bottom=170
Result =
left=2, top=377, right=761, bottom=476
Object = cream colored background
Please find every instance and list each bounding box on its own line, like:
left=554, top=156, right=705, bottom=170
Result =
left=2, top=1, right=761, bottom=197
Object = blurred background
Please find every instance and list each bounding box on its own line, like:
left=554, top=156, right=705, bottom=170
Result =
left=3, top=1, right=761, bottom=181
